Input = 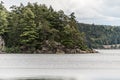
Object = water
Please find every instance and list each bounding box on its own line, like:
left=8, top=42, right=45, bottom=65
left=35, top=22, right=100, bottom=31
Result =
left=0, top=49, right=120, bottom=80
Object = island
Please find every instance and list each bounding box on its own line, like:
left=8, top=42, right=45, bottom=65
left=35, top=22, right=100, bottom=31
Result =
left=1, top=2, right=119, bottom=53
left=0, top=2, right=97, bottom=53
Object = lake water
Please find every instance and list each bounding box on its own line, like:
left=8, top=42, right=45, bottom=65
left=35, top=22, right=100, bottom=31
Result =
left=0, top=49, right=120, bottom=80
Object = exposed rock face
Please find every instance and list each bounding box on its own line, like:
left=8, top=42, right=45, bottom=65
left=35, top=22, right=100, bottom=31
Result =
left=64, top=48, right=89, bottom=54
left=56, top=49, right=65, bottom=54
left=39, top=40, right=65, bottom=54
left=36, top=40, right=96, bottom=54
left=0, top=36, right=5, bottom=52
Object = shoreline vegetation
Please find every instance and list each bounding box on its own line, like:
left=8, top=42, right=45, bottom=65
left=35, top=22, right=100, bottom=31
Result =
left=0, top=2, right=96, bottom=54
left=1, top=2, right=119, bottom=54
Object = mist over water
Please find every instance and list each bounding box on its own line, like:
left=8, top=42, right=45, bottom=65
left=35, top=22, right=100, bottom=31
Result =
left=0, top=50, right=120, bottom=80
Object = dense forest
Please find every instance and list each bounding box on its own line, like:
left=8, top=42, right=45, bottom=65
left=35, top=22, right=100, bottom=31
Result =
left=0, top=2, right=91, bottom=53
left=1, top=2, right=119, bottom=53
left=78, top=23, right=120, bottom=48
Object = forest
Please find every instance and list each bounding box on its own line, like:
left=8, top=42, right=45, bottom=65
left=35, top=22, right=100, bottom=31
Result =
left=0, top=2, right=90, bottom=53
left=78, top=23, right=120, bottom=48
left=0, top=2, right=119, bottom=53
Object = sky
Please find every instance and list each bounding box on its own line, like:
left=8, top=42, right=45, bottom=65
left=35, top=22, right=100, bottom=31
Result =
left=1, top=0, right=120, bottom=26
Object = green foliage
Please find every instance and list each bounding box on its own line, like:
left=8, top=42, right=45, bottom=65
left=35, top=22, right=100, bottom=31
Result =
left=1, top=2, right=88, bottom=53
left=61, top=24, right=87, bottom=50
left=19, top=7, right=37, bottom=48
left=0, top=2, right=8, bottom=35
left=5, top=47, right=21, bottom=53
left=78, top=23, right=120, bottom=48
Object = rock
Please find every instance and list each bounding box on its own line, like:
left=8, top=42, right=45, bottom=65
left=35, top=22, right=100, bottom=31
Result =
left=65, top=49, right=70, bottom=53
left=42, top=47, right=48, bottom=51
left=56, top=49, right=65, bottom=54
left=92, top=50, right=99, bottom=53
left=32, top=40, right=97, bottom=54
left=65, top=49, right=78, bottom=54
left=70, top=49, right=76, bottom=53
left=0, top=36, right=5, bottom=52
left=80, top=51, right=87, bottom=53
left=46, top=51, right=53, bottom=54
left=54, top=41, right=61, bottom=46
left=36, top=49, right=41, bottom=53
left=76, top=48, right=82, bottom=53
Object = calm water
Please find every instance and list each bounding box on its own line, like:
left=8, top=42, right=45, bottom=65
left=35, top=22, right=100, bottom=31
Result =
left=0, top=49, right=120, bottom=80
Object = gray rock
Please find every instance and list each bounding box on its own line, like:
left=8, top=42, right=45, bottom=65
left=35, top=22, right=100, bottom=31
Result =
left=80, top=51, right=87, bottom=53
left=76, top=48, right=82, bottom=53
left=70, top=49, right=76, bottom=53
left=0, top=36, right=5, bottom=52
left=42, top=47, right=48, bottom=51
left=56, top=49, right=65, bottom=54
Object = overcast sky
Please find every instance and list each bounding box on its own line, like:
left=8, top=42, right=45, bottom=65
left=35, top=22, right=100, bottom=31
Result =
left=2, top=0, right=120, bottom=25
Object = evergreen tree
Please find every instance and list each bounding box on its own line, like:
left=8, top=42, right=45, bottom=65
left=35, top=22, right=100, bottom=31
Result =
left=0, top=2, right=8, bottom=35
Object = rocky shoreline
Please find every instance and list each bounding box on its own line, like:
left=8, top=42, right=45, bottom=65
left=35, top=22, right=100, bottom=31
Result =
left=36, top=49, right=97, bottom=54
left=0, top=40, right=98, bottom=54
left=34, top=40, right=98, bottom=54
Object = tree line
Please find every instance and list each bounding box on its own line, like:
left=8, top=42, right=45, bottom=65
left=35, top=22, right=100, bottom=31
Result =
left=2, top=1, right=119, bottom=52
left=78, top=23, right=120, bottom=48
left=0, top=2, right=88, bottom=53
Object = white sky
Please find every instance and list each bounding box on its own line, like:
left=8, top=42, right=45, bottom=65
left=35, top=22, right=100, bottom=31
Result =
left=1, top=0, right=120, bottom=25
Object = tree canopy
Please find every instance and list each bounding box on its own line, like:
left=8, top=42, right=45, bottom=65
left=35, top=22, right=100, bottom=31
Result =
left=78, top=23, right=120, bottom=48
left=1, top=2, right=88, bottom=53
